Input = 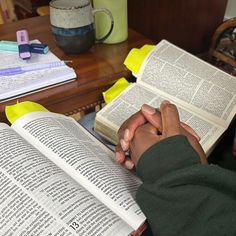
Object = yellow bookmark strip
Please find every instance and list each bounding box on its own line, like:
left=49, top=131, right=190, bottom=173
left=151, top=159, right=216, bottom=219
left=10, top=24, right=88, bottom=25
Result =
left=5, top=101, right=48, bottom=124
left=124, top=44, right=155, bottom=75
left=103, top=77, right=130, bottom=104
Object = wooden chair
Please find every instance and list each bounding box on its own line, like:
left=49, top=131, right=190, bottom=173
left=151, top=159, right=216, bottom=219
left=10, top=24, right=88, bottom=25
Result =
left=0, top=0, right=17, bottom=23
left=208, top=17, right=236, bottom=69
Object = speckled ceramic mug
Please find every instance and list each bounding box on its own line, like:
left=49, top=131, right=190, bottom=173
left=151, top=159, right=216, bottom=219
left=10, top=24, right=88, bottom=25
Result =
left=49, top=0, right=113, bottom=54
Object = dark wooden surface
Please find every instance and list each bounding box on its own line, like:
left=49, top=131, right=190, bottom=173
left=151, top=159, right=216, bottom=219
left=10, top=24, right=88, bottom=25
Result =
left=128, top=0, right=228, bottom=54
left=0, top=15, right=153, bottom=123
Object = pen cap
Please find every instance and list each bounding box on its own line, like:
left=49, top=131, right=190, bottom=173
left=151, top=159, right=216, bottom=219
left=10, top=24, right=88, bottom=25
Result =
left=30, top=43, right=49, bottom=54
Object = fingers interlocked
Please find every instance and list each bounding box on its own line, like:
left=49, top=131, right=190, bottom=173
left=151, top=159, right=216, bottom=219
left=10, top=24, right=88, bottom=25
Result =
left=115, top=100, right=207, bottom=169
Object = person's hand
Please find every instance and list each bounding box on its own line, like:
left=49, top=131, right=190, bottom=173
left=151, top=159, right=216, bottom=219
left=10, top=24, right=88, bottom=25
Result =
left=115, top=101, right=207, bottom=169
left=115, top=106, right=162, bottom=169
left=129, top=101, right=207, bottom=166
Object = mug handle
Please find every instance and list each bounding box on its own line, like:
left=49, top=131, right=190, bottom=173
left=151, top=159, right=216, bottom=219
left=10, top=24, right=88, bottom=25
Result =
left=92, top=8, right=114, bottom=43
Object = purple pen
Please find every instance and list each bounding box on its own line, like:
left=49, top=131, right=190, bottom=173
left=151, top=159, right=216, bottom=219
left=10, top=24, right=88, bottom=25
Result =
left=16, top=30, right=31, bottom=60
left=0, top=60, right=71, bottom=76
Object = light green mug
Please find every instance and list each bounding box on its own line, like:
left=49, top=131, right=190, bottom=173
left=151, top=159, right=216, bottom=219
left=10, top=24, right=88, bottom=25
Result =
left=93, top=0, right=128, bottom=44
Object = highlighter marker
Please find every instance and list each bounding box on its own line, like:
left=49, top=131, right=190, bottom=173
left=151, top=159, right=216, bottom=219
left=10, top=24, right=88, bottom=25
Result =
left=0, top=40, right=18, bottom=51
left=0, top=40, right=49, bottom=54
left=16, top=30, right=31, bottom=59
left=30, top=43, right=49, bottom=54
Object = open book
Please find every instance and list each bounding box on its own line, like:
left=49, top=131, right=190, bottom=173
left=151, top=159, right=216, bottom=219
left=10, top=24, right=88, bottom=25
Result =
left=94, top=40, right=236, bottom=156
left=0, top=40, right=76, bottom=101
left=0, top=111, right=146, bottom=235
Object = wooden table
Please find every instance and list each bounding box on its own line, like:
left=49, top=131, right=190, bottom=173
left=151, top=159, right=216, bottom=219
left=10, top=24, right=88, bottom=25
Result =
left=0, top=15, right=152, bottom=123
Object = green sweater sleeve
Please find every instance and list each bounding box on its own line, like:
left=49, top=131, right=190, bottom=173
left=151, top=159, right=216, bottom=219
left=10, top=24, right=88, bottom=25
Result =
left=136, top=135, right=236, bottom=236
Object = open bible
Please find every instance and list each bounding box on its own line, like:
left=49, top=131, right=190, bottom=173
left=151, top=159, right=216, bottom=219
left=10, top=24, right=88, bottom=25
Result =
left=0, top=111, right=146, bottom=235
left=94, top=40, right=236, bottom=156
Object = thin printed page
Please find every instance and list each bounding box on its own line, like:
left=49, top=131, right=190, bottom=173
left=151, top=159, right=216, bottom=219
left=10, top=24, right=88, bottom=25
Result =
left=137, top=40, right=236, bottom=126
left=11, top=112, right=146, bottom=230
left=0, top=123, right=133, bottom=236
left=95, top=83, right=225, bottom=155
left=0, top=41, right=76, bottom=101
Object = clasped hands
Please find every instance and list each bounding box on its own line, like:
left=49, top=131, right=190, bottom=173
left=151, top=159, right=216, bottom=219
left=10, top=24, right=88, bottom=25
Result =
left=115, top=101, right=208, bottom=169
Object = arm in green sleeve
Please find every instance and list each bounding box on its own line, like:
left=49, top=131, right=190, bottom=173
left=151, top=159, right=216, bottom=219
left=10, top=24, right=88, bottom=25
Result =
left=136, top=135, right=236, bottom=236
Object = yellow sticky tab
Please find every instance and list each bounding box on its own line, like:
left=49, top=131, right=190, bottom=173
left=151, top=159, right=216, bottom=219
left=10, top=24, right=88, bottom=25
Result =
left=5, top=101, right=48, bottom=124
left=103, top=77, right=130, bottom=104
left=140, top=44, right=155, bottom=52
left=124, top=44, right=155, bottom=75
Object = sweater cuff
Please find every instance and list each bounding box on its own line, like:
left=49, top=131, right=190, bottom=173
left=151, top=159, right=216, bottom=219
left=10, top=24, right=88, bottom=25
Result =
left=136, top=135, right=201, bottom=183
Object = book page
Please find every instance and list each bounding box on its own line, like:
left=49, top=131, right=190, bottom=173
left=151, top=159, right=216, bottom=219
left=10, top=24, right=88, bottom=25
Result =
left=138, top=40, right=236, bottom=125
left=11, top=112, right=146, bottom=230
left=96, top=84, right=225, bottom=155
left=0, top=123, right=133, bottom=236
left=0, top=42, right=76, bottom=101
